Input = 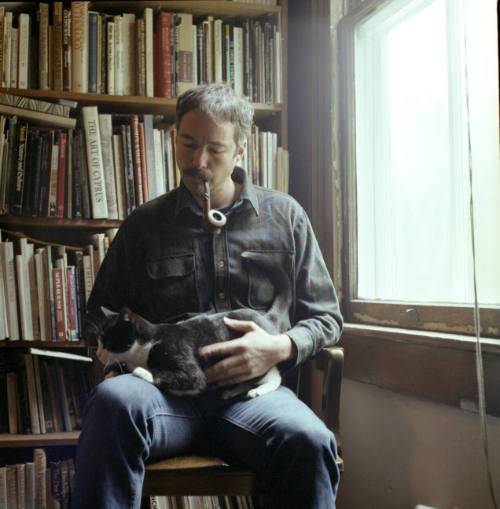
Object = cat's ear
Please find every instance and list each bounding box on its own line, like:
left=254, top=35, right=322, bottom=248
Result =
left=101, top=306, right=116, bottom=319
left=120, top=307, right=134, bottom=322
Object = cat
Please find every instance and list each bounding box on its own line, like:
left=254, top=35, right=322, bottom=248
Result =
left=96, top=306, right=282, bottom=399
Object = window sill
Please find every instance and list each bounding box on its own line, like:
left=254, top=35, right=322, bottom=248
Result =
left=343, top=323, right=500, bottom=353
left=340, top=323, right=500, bottom=417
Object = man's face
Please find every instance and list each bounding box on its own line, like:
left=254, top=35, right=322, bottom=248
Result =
left=176, top=109, right=244, bottom=202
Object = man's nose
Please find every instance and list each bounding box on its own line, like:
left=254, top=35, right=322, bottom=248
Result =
left=193, top=147, right=208, bottom=168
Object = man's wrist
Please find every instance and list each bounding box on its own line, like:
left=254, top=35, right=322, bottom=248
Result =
left=276, top=334, right=297, bottom=363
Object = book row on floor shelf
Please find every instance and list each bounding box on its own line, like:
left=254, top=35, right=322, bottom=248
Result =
left=0, top=1, right=282, bottom=105
left=0, top=95, right=289, bottom=221
left=150, top=494, right=266, bottom=509
left=0, top=447, right=76, bottom=509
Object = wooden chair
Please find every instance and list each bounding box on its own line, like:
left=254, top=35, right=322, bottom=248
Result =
left=142, top=347, right=344, bottom=503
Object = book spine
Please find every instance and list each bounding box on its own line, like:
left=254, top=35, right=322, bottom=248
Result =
left=82, top=106, right=108, bottom=219
left=129, top=115, right=144, bottom=206
left=66, top=267, right=79, bottom=341
left=111, top=133, right=126, bottom=219
left=38, top=4, right=50, bottom=90
left=56, top=131, right=68, bottom=218
left=88, top=11, right=99, bottom=94
left=144, top=8, right=154, bottom=97
left=98, top=114, right=118, bottom=219
left=33, top=448, right=47, bottom=509
left=107, top=21, right=115, bottom=95
left=11, top=121, right=28, bottom=215
left=53, top=2, right=64, bottom=92
left=71, top=1, right=89, bottom=93
left=138, top=121, right=148, bottom=203
left=47, top=135, right=60, bottom=217
left=156, top=12, right=172, bottom=98
left=136, top=17, right=145, bottom=96
left=18, top=13, right=30, bottom=90
left=2, top=12, right=12, bottom=89
left=113, top=15, right=123, bottom=95
left=52, top=267, right=66, bottom=342
left=122, top=13, right=136, bottom=96
left=63, top=7, right=72, bottom=92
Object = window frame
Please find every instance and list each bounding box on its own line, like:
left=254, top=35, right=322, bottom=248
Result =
left=337, top=0, right=500, bottom=339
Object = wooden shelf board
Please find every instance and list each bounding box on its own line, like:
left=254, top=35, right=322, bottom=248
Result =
left=0, top=340, right=88, bottom=349
left=0, top=88, right=282, bottom=119
left=0, top=432, right=80, bottom=448
left=90, top=1, right=280, bottom=18
left=0, top=216, right=121, bottom=229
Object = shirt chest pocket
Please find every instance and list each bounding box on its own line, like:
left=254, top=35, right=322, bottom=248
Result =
left=242, top=250, right=294, bottom=310
left=145, top=253, right=200, bottom=319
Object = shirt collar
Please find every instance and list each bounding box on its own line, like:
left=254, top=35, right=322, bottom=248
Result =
left=174, top=167, right=260, bottom=218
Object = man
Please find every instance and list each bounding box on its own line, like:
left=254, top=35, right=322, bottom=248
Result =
left=72, top=83, right=343, bottom=509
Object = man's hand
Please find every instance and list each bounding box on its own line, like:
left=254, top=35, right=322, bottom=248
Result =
left=200, top=317, right=296, bottom=387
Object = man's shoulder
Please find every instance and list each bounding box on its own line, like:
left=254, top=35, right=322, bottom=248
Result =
left=253, top=185, right=304, bottom=215
left=123, top=188, right=180, bottom=225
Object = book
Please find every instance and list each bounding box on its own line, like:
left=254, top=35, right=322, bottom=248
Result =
left=18, top=13, right=30, bottom=90
left=122, top=12, right=136, bottom=96
left=24, top=354, right=41, bottom=434
left=10, top=119, right=29, bottom=215
left=113, top=14, right=123, bottom=95
left=52, top=266, right=67, bottom=342
left=53, top=2, right=64, bottom=92
left=155, top=11, right=172, bottom=98
left=144, top=8, right=154, bottom=97
left=0, top=240, right=20, bottom=340
left=106, top=20, right=115, bottom=94
left=129, top=114, right=144, bottom=206
left=0, top=104, right=76, bottom=130
left=98, top=114, right=118, bottom=219
left=71, top=1, right=89, bottom=93
left=33, top=449, right=47, bottom=509
left=56, top=130, right=68, bottom=217
left=63, top=7, right=72, bottom=92
left=112, top=133, right=126, bottom=219
left=82, top=106, right=108, bottom=218
left=88, top=11, right=99, bottom=94
left=174, top=13, right=194, bottom=96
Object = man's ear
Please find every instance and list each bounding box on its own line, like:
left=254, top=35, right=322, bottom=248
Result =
left=235, top=141, right=247, bottom=162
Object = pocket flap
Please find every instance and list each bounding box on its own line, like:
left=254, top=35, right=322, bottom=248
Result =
left=146, top=254, right=195, bottom=279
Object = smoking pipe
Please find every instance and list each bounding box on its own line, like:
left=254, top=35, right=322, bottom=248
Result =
left=202, top=179, right=227, bottom=233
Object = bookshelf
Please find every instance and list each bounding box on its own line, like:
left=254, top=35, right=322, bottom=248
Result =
left=0, top=1, right=287, bottom=507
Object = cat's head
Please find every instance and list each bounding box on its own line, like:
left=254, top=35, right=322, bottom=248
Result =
left=100, top=306, right=137, bottom=353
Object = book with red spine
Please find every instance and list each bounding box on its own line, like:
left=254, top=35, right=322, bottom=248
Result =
left=56, top=131, right=67, bottom=217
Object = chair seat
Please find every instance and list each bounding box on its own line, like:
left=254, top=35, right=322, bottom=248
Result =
left=143, top=453, right=344, bottom=497
left=143, top=455, right=268, bottom=496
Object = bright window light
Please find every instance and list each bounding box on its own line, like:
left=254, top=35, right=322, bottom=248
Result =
left=354, top=0, right=500, bottom=304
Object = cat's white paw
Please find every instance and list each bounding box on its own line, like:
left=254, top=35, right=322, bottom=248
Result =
left=133, top=366, right=154, bottom=383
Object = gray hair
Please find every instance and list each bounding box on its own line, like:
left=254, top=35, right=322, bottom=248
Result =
left=175, top=83, right=254, bottom=148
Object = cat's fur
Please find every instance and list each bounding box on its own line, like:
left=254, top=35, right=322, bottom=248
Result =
left=96, top=306, right=282, bottom=399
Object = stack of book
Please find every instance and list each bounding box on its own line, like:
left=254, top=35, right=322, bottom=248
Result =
left=0, top=448, right=76, bottom=508
left=0, top=3, right=282, bottom=104
left=150, top=494, right=265, bottom=509
left=1, top=348, right=92, bottom=435
left=0, top=228, right=116, bottom=342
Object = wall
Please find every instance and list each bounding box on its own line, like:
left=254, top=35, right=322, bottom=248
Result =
left=337, top=379, right=500, bottom=509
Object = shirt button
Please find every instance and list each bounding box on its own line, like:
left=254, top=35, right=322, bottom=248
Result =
left=218, top=260, right=225, bottom=269
left=218, top=292, right=225, bottom=300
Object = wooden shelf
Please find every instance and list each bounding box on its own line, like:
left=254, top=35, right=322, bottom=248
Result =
left=90, top=1, right=281, bottom=19
left=0, top=87, right=282, bottom=120
left=0, top=432, right=80, bottom=448
left=0, top=340, right=88, bottom=349
left=0, top=215, right=121, bottom=230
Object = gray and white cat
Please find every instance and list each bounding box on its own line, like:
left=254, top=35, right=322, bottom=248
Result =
left=96, top=306, right=282, bottom=399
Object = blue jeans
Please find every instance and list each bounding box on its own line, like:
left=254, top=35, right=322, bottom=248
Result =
left=71, top=374, right=339, bottom=508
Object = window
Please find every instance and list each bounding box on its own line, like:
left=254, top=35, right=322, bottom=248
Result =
left=339, top=0, right=500, bottom=336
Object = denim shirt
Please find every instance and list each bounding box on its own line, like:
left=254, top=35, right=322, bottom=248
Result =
left=84, top=168, right=343, bottom=367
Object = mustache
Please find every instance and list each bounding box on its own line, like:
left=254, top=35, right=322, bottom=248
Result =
left=183, top=168, right=212, bottom=181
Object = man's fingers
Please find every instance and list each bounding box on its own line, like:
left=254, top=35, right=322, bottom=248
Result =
left=223, top=316, right=258, bottom=332
left=204, top=354, right=250, bottom=384
left=200, top=338, right=243, bottom=358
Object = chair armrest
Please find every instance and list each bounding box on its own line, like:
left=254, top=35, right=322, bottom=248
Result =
left=315, top=347, right=344, bottom=440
